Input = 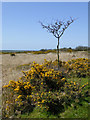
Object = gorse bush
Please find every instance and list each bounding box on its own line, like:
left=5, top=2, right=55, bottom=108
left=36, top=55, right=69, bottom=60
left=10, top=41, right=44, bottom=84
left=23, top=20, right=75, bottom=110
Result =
left=42, top=58, right=89, bottom=78
left=44, top=58, right=90, bottom=78
left=2, top=58, right=89, bottom=118
left=31, top=49, right=56, bottom=54
left=22, top=61, right=66, bottom=91
left=3, top=80, right=34, bottom=117
left=64, top=58, right=90, bottom=78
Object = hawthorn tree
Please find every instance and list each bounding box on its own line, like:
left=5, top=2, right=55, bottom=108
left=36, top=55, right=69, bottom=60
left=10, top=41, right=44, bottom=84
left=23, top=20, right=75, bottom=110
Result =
left=39, top=17, right=76, bottom=70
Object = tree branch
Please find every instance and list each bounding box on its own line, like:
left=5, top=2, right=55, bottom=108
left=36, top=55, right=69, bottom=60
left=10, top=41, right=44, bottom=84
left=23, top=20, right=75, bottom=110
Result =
left=39, top=17, right=76, bottom=39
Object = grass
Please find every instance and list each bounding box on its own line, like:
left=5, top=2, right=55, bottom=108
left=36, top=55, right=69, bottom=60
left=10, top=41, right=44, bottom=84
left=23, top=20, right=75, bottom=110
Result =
left=67, top=77, right=89, bottom=86
left=16, top=77, right=89, bottom=118
left=60, top=100, right=89, bottom=118
left=17, top=106, right=59, bottom=118
left=18, top=99, right=89, bottom=118
left=16, top=63, right=31, bottom=70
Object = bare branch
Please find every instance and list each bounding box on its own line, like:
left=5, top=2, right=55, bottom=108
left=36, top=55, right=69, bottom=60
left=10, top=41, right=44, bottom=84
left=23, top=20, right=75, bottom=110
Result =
left=39, top=17, right=76, bottom=39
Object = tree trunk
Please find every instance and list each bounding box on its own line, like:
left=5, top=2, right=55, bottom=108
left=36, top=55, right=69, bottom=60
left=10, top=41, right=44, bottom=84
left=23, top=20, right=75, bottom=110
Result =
left=57, top=37, right=60, bottom=70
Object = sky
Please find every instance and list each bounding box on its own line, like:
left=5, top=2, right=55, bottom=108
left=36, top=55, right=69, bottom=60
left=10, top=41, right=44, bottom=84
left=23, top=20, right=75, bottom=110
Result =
left=2, top=2, right=88, bottom=50
left=1, top=0, right=89, bottom=2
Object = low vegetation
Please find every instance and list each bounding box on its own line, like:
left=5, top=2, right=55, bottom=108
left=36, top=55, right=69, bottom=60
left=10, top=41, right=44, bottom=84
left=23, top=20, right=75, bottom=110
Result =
left=0, top=46, right=90, bottom=55
left=2, top=58, right=89, bottom=118
left=16, top=63, right=31, bottom=70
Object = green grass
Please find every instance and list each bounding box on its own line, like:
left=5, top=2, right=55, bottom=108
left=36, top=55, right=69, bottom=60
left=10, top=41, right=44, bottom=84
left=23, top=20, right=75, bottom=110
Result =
left=67, top=77, right=88, bottom=85
left=17, top=100, right=89, bottom=118
left=17, top=77, right=89, bottom=118
left=17, top=106, right=58, bottom=118
left=60, top=101, right=89, bottom=118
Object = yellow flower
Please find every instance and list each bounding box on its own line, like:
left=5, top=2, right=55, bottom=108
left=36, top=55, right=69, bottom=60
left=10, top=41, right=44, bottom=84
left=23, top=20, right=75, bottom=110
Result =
left=49, top=91, right=50, bottom=94
left=34, top=99, right=36, bottom=101
left=17, top=95, right=22, bottom=99
left=30, top=95, right=32, bottom=98
left=15, top=99, right=18, bottom=102
left=62, top=78, right=65, bottom=81
left=6, top=101, right=10, bottom=104
left=45, top=72, right=48, bottom=77
left=41, top=82, right=43, bottom=85
left=9, top=80, right=15, bottom=84
left=24, top=85, right=29, bottom=89
left=86, top=82, right=88, bottom=85
left=3, top=85, right=9, bottom=88
left=42, top=100, right=45, bottom=103
left=74, top=82, right=76, bottom=85
left=33, top=61, right=36, bottom=64
left=82, top=85, right=84, bottom=87
left=14, top=86, right=20, bottom=91
left=27, top=82, right=30, bottom=85
left=6, top=106, right=9, bottom=111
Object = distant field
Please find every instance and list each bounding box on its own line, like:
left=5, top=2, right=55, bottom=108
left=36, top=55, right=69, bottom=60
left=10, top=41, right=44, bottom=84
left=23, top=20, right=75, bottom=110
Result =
left=0, top=46, right=90, bottom=54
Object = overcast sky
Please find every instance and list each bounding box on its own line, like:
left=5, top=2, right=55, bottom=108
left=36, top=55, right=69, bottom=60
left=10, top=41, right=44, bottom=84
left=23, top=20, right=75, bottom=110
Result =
left=2, top=2, right=88, bottom=50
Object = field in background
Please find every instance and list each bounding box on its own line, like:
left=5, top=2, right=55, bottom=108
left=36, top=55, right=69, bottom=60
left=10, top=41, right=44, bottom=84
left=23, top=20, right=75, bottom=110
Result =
left=0, top=46, right=90, bottom=55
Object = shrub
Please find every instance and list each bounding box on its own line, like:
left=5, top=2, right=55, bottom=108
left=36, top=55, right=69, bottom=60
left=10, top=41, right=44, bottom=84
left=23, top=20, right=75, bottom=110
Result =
left=2, top=59, right=89, bottom=118
left=10, top=53, right=15, bottom=56
left=21, top=62, right=66, bottom=91
left=2, top=80, right=34, bottom=117
left=67, top=48, right=72, bottom=53
left=64, top=58, right=90, bottom=78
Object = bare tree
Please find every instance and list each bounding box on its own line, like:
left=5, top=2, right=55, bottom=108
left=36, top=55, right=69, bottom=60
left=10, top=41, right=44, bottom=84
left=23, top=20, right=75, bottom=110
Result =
left=39, top=17, right=76, bottom=70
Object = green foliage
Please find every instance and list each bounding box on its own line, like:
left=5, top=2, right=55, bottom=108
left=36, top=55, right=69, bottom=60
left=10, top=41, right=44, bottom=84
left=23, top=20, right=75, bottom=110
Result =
left=60, top=100, right=89, bottom=118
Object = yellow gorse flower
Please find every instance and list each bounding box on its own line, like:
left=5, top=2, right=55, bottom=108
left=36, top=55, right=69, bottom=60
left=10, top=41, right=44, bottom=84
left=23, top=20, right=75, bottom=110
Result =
left=14, top=86, right=20, bottom=91
left=42, top=99, right=45, bottom=103
left=3, top=85, right=9, bottom=88
left=17, top=95, right=22, bottom=99
left=41, top=82, right=43, bottom=85
left=74, top=82, right=76, bottom=85
left=49, top=91, right=50, bottom=94
left=6, top=106, right=9, bottom=111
